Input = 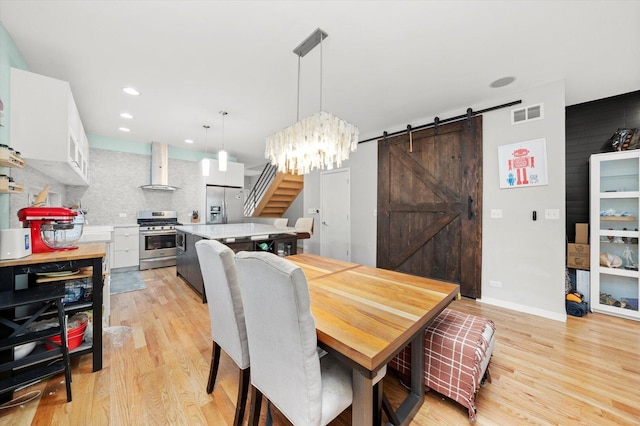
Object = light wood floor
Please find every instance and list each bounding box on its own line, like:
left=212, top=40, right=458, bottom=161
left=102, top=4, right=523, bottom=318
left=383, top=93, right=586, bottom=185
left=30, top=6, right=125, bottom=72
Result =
left=1, top=266, right=639, bottom=425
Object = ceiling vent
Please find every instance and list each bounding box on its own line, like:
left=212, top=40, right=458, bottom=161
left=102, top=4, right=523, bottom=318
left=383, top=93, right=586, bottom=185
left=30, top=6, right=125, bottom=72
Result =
left=511, top=103, right=543, bottom=125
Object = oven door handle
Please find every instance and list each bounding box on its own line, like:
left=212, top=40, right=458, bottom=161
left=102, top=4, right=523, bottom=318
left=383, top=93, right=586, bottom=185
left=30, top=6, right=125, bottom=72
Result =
left=140, top=230, right=177, bottom=236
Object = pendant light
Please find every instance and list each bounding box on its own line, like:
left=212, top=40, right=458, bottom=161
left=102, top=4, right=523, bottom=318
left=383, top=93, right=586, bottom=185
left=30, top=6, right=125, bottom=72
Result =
left=218, top=111, right=228, bottom=172
left=202, top=124, right=210, bottom=176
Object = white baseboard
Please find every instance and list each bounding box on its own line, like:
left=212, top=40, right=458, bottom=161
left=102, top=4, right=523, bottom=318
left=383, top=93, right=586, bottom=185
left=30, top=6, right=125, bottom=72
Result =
left=478, top=297, right=567, bottom=322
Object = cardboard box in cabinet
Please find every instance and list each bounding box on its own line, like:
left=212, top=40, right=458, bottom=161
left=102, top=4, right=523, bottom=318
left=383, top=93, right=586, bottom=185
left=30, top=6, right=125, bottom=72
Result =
left=575, top=223, right=589, bottom=244
left=567, top=243, right=590, bottom=270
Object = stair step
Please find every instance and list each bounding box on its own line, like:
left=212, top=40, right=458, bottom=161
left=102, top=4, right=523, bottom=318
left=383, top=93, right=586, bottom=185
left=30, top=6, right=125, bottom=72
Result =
left=269, top=195, right=296, bottom=202
left=278, top=181, right=304, bottom=189
left=273, top=189, right=300, bottom=196
left=265, top=202, right=291, bottom=208
left=261, top=208, right=286, bottom=214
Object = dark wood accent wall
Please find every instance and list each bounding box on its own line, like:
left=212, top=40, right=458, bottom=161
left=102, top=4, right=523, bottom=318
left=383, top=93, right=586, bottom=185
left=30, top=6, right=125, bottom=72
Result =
left=566, top=90, right=640, bottom=243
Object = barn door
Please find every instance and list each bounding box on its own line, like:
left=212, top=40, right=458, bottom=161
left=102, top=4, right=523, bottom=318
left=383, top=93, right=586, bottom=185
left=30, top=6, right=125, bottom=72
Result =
left=377, top=116, right=482, bottom=298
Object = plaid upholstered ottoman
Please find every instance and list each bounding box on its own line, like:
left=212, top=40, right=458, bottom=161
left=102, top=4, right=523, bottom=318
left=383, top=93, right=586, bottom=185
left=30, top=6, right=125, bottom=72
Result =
left=389, top=308, right=496, bottom=423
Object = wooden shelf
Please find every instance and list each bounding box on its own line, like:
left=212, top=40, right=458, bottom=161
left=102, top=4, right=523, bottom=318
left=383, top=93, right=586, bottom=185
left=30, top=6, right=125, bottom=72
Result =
left=35, top=267, right=92, bottom=283
left=0, top=179, right=24, bottom=194
left=601, top=216, right=637, bottom=222
left=0, top=151, right=25, bottom=168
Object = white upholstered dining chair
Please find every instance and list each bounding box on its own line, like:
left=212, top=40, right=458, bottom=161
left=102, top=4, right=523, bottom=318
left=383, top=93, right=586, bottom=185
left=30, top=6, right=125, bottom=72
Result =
left=235, top=251, right=353, bottom=426
left=273, top=218, right=288, bottom=229
left=293, top=217, right=314, bottom=239
left=195, top=239, right=250, bottom=426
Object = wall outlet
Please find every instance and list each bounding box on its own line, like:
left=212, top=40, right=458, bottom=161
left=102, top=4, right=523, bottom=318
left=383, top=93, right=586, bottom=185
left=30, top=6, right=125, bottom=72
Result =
left=490, top=209, right=503, bottom=219
left=489, top=280, right=502, bottom=288
left=119, top=213, right=127, bottom=218
left=544, top=209, right=560, bottom=220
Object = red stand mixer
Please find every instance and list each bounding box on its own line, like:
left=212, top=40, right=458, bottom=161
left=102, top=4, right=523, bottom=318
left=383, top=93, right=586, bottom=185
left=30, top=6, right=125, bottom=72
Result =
left=18, top=207, right=83, bottom=253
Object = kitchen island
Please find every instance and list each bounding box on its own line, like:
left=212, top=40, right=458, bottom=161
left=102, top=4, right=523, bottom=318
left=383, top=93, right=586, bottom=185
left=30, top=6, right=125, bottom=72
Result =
left=176, top=223, right=297, bottom=302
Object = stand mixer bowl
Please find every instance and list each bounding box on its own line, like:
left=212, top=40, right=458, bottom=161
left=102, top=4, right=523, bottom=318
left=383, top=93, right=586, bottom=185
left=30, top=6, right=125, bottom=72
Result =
left=40, top=212, right=84, bottom=249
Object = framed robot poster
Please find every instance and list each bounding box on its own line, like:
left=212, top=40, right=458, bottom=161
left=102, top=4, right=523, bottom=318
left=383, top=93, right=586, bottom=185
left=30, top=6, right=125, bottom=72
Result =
left=498, top=138, right=548, bottom=188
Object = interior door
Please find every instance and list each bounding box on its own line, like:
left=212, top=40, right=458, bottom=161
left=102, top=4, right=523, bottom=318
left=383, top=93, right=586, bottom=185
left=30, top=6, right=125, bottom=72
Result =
left=377, top=116, right=482, bottom=298
left=321, top=169, right=351, bottom=261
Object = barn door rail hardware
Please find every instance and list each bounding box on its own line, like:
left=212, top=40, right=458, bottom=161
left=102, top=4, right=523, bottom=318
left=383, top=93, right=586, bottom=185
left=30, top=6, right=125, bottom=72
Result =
left=361, top=99, right=522, bottom=145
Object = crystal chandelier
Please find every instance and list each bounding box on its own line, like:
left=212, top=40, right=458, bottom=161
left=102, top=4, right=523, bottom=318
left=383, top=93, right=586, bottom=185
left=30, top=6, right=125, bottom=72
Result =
left=265, top=28, right=359, bottom=175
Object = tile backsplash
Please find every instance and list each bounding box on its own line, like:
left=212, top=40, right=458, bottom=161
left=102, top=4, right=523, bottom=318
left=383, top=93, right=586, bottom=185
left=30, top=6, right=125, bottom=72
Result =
left=10, top=148, right=205, bottom=228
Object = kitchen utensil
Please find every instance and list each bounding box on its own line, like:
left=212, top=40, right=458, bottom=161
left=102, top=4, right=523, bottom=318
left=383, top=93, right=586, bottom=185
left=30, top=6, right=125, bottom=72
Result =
left=32, top=184, right=50, bottom=207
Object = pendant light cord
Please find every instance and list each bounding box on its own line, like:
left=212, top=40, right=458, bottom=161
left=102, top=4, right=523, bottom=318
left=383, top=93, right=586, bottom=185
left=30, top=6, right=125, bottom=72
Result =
left=203, top=125, right=210, bottom=155
left=219, top=111, right=228, bottom=150
left=297, top=54, right=301, bottom=122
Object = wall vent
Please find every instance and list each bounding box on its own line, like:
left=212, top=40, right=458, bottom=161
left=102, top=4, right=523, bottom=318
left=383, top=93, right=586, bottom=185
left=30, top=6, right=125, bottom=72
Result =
left=512, top=103, right=544, bottom=124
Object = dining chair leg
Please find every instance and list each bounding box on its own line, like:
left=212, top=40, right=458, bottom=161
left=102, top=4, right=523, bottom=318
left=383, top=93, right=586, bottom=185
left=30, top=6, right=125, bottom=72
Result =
left=207, top=342, right=221, bottom=393
left=234, top=367, right=251, bottom=426
left=248, top=385, right=262, bottom=426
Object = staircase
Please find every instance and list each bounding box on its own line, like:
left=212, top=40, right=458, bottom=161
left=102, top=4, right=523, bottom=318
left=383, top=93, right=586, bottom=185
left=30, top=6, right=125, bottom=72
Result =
left=244, top=164, right=303, bottom=218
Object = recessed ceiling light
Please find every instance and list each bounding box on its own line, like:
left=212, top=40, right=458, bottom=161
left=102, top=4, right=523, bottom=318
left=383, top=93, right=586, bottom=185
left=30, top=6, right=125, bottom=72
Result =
left=122, top=87, right=140, bottom=96
left=119, top=127, right=130, bottom=132
left=120, top=112, right=133, bottom=119
left=185, top=139, right=194, bottom=144
left=490, top=76, right=516, bottom=88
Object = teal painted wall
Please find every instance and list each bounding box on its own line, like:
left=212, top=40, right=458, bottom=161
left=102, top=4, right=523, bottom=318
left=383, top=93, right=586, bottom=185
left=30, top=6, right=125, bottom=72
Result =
left=88, top=134, right=236, bottom=162
left=0, top=21, right=29, bottom=229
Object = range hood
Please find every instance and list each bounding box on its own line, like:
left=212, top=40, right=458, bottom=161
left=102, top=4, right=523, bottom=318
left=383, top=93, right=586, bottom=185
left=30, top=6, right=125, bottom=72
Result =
left=140, top=142, right=178, bottom=191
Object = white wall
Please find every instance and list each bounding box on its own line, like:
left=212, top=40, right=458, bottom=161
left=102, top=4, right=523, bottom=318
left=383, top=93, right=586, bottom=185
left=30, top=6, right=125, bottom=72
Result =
left=479, top=80, right=566, bottom=321
left=303, top=80, right=567, bottom=321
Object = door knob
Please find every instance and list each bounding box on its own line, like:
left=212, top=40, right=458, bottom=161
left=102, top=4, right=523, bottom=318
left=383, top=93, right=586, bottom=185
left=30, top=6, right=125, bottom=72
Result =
left=322, top=221, right=328, bottom=226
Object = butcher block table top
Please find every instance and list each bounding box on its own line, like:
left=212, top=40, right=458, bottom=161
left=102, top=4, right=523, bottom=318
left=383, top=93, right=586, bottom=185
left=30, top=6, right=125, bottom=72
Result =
left=286, top=253, right=460, bottom=425
left=0, top=243, right=106, bottom=267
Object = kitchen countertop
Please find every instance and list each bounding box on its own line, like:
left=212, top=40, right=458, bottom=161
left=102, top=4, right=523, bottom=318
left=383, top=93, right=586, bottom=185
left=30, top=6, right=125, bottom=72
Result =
left=176, top=223, right=294, bottom=241
left=0, top=242, right=106, bottom=267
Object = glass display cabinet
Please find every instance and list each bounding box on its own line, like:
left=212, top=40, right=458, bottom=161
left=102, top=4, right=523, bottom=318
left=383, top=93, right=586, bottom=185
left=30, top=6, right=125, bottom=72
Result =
left=590, top=151, right=640, bottom=320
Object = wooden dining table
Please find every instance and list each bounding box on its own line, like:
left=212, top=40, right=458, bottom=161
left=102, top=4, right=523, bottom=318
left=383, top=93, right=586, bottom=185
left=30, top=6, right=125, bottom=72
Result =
left=286, top=254, right=460, bottom=426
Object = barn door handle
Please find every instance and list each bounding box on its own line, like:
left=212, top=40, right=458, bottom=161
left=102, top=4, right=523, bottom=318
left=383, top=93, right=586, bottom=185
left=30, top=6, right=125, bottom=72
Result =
left=468, top=196, right=474, bottom=220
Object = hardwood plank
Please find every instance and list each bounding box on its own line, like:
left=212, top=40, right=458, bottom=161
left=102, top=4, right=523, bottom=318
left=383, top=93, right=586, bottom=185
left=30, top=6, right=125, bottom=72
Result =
left=1, top=266, right=638, bottom=425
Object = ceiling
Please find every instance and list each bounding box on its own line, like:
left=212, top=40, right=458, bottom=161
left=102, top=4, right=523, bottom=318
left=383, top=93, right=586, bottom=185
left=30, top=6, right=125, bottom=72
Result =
left=1, top=1, right=639, bottom=170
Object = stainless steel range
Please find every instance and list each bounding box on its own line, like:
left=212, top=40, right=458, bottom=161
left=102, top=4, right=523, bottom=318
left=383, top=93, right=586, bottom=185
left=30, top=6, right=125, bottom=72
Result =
left=137, top=210, right=180, bottom=270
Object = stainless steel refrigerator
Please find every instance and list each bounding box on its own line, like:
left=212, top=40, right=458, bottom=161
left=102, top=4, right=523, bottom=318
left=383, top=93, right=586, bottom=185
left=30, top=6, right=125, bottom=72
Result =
left=206, top=185, right=245, bottom=224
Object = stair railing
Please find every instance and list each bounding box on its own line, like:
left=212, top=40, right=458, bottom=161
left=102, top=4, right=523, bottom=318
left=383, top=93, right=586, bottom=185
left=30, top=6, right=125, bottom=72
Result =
left=244, top=163, right=278, bottom=216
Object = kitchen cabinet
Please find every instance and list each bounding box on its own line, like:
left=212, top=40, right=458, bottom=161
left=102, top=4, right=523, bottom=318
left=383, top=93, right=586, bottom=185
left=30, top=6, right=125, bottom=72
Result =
left=176, top=224, right=296, bottom=302
left=113, top=226, right=139, bottom=270
left=0, top=243, right=105, bottom=402
left=202, top=159, right=245, bottom=188
left=176, top=231, right=204, bottom=299
left=9, top=68, right=90, bottom=186
left=590, top=151, right=640, bottom=320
